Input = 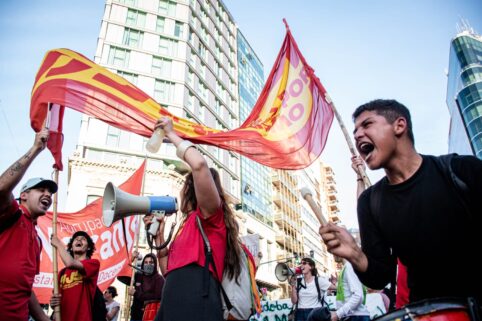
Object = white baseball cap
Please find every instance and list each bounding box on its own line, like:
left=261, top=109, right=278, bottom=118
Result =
left=20, top=177, right=58, bottom=194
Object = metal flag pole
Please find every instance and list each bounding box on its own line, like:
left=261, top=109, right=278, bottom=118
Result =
left=325, top=94, right=371, bottom=188
left=47, top=102, right=61, bottom=321
left=124, top=156, right=149, bottom=321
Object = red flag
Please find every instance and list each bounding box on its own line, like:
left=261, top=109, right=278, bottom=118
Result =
left=33, top=161, right=145, bottom=304
left=30, top=26, right=334, bottom=169
left=46, top=103, right=64, bottom=170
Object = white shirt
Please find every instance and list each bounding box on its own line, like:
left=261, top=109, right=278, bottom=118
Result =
left=297, top=276, right=331, bottom=309
left=335, top=263, right=370, bottom=318
left=106, top=300, right=120, bottom=321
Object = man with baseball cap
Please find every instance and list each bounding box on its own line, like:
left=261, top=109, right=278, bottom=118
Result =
left=0, top=128, right=54, bottom=321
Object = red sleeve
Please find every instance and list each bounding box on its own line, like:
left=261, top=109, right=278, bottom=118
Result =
left=81, top=259, right=100, bottom=279
left=0, top=198, right=19, bottom=224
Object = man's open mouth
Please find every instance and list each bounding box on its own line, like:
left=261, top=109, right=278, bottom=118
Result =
left=358, top=142, right=374, bottom=159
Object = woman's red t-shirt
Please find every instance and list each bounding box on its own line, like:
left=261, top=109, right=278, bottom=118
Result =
left=166, top=206, right=226, bottom=281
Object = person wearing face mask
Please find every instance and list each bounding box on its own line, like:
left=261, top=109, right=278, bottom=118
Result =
left=128, top=253, right=165, bottom=321
left=0, top=128, right=53, bottom=321
left=50, top=231, right=100, bottom=321
left=290, top=258, right=336, bottom=321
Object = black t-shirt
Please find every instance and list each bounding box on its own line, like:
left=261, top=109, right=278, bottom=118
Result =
left=356, top=154, right=482, bottom=303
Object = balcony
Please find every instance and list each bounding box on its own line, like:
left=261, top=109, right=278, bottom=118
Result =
left=274, top=212, right=298, bottom=233
left=328, top=202, right=339, bottom=213
left=271, top=173, right=280, bottom=187
left=275, top=234, right=291, bottom=246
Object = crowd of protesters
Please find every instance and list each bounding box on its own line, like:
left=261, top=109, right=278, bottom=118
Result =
left=2, top=100, right=481, bottom=321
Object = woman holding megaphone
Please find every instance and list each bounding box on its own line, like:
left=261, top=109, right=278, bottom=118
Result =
left=144, top=117, right=241, bottom=321
left=290, top=258, right=336, bottom=321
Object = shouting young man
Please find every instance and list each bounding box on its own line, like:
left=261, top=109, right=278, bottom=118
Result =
left=320, top=99, right=482, bottom=305
left=50, top=231, right=100, bottom=321
left=0, top=128, right=54, bottom=321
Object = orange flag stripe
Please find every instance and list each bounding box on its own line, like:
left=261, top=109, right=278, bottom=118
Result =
left=31, top=27, right=334, bottom=169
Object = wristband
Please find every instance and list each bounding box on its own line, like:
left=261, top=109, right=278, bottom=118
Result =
left=176, top=140, right=195, bottom=160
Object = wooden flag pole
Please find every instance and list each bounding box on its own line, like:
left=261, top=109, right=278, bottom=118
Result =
left=124, top=156, right=148, bottom=321
left=300, top=187, right=327, bottom=226
left=46, top=102, right=61, bottom=321
left=325, top=94, right=371, bottom=187
left=52, top=168, right=61, bottom=321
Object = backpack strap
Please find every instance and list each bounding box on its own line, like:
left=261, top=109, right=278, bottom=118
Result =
left=314, top=276, right=322, bottom=304
left=434, top=154, right=471, bottom=218
left=195, top=216, right=233, bottom=312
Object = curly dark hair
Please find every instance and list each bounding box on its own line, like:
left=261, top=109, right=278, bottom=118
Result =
left=67, top=231, right=96, bottom=258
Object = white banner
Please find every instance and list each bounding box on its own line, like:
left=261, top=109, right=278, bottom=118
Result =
left=249, top=294, right=387, bottom=321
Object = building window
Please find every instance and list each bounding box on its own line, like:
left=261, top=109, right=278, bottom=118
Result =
left=198, top=104, right=205, bottom=120
left=159, top=37, right=178, bottom=57
left=106, top=126, right=120, bottom=147
left=108, top=47, right=130, bottom=68
left=86, top=195, right=100, bottom=205
left=200, top=63, right=206, bottom=78
left=118, top=0, right=137, bottom=6
left=174, top=22, right=184, bottom=38
left=214, top=98, right=221, bottom=114
left=117, top=71, right=138, bottom=85
left=187, top=69, right=195, bottom=87
left=126, top=9, right=146, bottom=28
left=152, top=57, right=171, bottom=78
left=201, top=27, right=208, bottom=43
left=189, top=49, right=196, bottom=66
left=123, top=28, right=143, bottom=48
left=198, top=43, right=207, bottom=60
left=197, top=82, right=208, bottom=101
left=159, top=0, right=176, bottom=16
left=187, top=93, right=195, bottom=109
left=156, top=16, right=165, bottom=33
left=154, top=80, right=174, bottom=102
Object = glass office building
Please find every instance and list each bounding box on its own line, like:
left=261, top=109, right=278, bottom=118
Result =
left=236, top=31, right=273, bottom=225
left=446, top=30, right=482, bottom=159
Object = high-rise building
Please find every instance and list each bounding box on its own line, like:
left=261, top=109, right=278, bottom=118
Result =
left=65, top=0, right=339, bottom=303
left=297, top=162, right=337, bottom=275
left=236, top=31, right=272, bottom=226
left=446, top=26, right=482, bottom=159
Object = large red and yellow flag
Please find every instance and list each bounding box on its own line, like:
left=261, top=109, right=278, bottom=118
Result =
left=31, top=26, right=333, bottom=169
left=33, top=161, right=145, bottom=304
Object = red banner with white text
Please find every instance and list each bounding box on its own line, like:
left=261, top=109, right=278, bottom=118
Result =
left=33, top=161, right=145, bottom=304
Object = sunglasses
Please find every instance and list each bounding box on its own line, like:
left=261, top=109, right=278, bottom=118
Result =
left=301, top=261, right=309, bottom=265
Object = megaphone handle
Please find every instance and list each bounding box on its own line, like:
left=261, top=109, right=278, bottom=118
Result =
left=147, top=222, right=176, bottom=250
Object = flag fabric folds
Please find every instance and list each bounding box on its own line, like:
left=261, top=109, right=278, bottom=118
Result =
left=46, top=103, right=64, bottom=170
left=33, top=161, right=145, bottom=304
left=30, top=27, right=334, bottom=169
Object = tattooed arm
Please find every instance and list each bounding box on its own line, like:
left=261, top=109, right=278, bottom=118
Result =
left=0, top=129, right=49, bottom=215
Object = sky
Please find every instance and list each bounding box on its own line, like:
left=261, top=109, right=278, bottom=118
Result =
left=1, top=0, right=481, bottom=227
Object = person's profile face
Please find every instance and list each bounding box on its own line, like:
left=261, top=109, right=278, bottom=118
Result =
left=353, top=110, right=395, bottom=170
